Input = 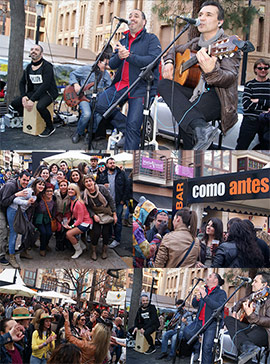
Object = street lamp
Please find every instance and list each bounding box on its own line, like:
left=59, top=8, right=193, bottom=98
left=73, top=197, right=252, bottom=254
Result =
left=74, top=36, right=79, bottom=59
left=35, top=3, right=45, bottom=44
left=150, top=270, right=158, bottom=302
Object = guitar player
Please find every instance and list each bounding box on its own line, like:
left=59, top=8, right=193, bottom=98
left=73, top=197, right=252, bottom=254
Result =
left=158, top=0, right=241, bottom=150
left=69, top=52, right=111, bottom=144
left=225, top=272, right=270, bottom=364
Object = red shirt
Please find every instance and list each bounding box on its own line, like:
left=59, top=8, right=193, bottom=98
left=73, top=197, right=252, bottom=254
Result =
left=115, top=28, right=144, bottom=92
left=6, top=346, right=23, bottom=364
left=198, top=286, right=216, bottom=325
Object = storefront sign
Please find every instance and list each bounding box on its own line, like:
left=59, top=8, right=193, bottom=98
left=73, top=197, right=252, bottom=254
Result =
left=141, top=157, right=164, bottom=172
left=175, top=165, right=194, bottom=178
left=173, top=168, right=270, bottom=211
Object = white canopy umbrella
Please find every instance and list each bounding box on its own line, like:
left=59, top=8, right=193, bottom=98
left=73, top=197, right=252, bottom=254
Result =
left=38, top=290, right=70, bottom=299
left=42, top=151, right=93, bottom=168
left=0, top=283, right=39, bottom=297
left=113, top=152, right=133, bottom=162
left=62, top=297, right=77, bottom=304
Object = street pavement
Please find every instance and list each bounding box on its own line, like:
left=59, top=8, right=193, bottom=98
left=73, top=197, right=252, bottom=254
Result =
left=2, top=225, right=132, bottom=270
left=2, top=122, right=109, bottom=150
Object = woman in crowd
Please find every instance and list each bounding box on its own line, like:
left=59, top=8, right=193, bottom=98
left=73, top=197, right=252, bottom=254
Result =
left=34, top=183, right=56, bottom=257
left=197, top=217, right=223, bottom=267
left=0, top=318, right=24, bottom=363
left=32, top=167, right=50, bottom=185
left=54, top=170, right=66, bottom=190
left=83, top=175, right=117, bottom=260
left=30, top=313, right=56, bottom=364
left=155, top=208, right=200, bottom=268
left=71, top=314, right=91, bottom=340
left=49, top=164, right=59, bottom=186
left=47, top=343, right=81, bottom=364
left=63, top=311, right=111, bottom=364
left=54, top=179, right=71, bottom=251
left=62, top=184, right=93, bottom=259
left=78, top=162, right=89, bottom=176
left=69, top=169, right=84, bottom=191
left=212, top=218, right=265, bottom=267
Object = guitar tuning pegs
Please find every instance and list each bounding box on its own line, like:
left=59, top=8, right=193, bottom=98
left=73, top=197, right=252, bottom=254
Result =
left=219, top=55, right=223, bottom=60
left=224, top=55, right=228, bottom=58
left=230, top=53, right=234, bottom=57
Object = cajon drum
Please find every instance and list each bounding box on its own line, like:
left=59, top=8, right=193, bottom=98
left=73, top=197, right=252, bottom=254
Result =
left=23, top=102, right=53, bottom=135
left=134, top=330, right=156, bottom=353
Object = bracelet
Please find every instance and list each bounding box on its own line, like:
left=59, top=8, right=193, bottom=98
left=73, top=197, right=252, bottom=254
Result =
left=71, top=224, right=75, bottom=228
left=164, top=60, right=174, bottom=65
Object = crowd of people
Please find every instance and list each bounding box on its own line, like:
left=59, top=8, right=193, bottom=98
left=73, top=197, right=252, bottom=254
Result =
left=132, top=196, right=270, bottom=268
left=0, top=155, right=132, bottom=268
left=0, top=294, right=126, bottom=364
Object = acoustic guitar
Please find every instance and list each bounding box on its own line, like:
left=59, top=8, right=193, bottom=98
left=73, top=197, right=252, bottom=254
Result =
left=174, top=35, right=249, bottom=88
left=63, top=82, right=94, bottom=108
left=239, top=286, right=270, bottom=323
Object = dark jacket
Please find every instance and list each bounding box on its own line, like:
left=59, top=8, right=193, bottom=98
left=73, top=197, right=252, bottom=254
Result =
left=192, top=285, right=227, bottom=328
left=20, top=59, right=59, bottom=101
left=110, top=27, right=161, bottom=98
left=0, top=342, right=23, bottom=364
left=134, top=304, right=160, bottom=330
left=164, top=34, right=241, bottom=134
left=97, top=167, right=128, bottom=204
left=0, top=178, right=21, bottom=210
left=232, top=293, right=270, bottom=347
left=146, top=225, right=170, bottom=243
left=211, top=241, right=240, bottom=267
left=256, top=237, right=270, bottom=268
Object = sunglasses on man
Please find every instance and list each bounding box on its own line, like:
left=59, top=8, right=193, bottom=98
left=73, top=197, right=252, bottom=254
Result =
left=257, top=66, right=269, bottom=71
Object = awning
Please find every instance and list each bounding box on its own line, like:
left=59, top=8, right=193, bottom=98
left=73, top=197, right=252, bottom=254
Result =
left=125, top=288, right=175, bottom=310
left=133, top=192, right=172, bottom=212
left=203, top=199, right=270, bottom=217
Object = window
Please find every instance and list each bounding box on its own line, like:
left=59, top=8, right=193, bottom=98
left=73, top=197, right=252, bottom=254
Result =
left=24, top=270, right=36, bottom=287
left=41, top=277, right=57, bottom=291
left=60, top=283, right=70, bottom=294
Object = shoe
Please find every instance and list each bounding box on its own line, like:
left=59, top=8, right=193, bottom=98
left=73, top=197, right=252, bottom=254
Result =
left=71, top=243, right=83, bottom=259
left=123, top=219, right=132, bottom=227
left=72, top=133, right=81, bottom=144
left=238, top=342, right=261, bottom=364
left=193, top=125, right=219, bottom=150
left=0, top=256, right=10, bottom=265
left=164, top=356, right=173, bottom=362
left=9, top=254, right=20, bottom=268
left=91, top=246, right=97, bottom=261
left=144, top=346, right=156, bottom=355
left=101, top=245, right=108, bottom=259
left=108, top=240, right=120, bottom=249
left=156, top=353, right=168, bottom=360
left=39, top=250, right=46, bottom=257
left=20, top=250, right=33, bottom=259
left=38, top=127, right=55, bottom=138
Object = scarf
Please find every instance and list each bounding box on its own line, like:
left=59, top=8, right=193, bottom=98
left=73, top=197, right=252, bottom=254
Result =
left=31, top=57, right=44, bottom=66
left=190, top=28, right=224, bottom=102
left=83, top=184, right=107, bottom=207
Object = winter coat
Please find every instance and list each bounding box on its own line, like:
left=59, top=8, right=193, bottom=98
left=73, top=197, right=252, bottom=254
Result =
left=97, top=167, right=128, bottom=204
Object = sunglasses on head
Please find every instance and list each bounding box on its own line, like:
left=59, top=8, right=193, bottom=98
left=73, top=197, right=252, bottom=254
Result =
left=157, top=209, right=169, bottom=215
left=257, top=66, right=269, bottom=71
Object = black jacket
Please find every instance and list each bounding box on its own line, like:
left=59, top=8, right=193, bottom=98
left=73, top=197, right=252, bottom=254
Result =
left=20, top=59, right=58, bottom=101
left=97, top=167, right=128, bottom=205
left=211, top=241, right=240, bottom=267
left=146, top=225, right=170, bottom=242
left=0, top=179, right=21, bottom=210
left=134, top=304, right=160, bottom=330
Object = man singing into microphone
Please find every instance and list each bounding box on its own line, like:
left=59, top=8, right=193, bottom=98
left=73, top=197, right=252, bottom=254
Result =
left=95, top=9, right=161, bottom=150
left=158, top=1, right=241, bottom=149
left=225, top=272, right=270, bottom=364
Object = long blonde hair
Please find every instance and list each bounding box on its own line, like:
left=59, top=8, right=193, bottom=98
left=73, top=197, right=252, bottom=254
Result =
left=68, top=183, right=83, bottom=202
left=92, top=323, right=111, bottom=364
left=32, top=308, right=45, bottom=330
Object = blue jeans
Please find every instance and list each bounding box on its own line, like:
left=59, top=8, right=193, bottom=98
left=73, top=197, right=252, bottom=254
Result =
left=77, top=101, right=103, bottom=135
left=114, top=203, right=124, bottom=243
left=184, top=321, right=216, bottom=364
left=30, top=355, right=47, bottom=364
left=96, top=86, right=145, bottom=149
left=161, top=329, right=177, bottom=356
left=36, top=222, right=52, bottom=251
left=7, top=207, right=18, bottom=255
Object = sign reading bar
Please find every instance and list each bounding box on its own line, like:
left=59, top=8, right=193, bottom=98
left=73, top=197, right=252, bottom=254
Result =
left=141, top=157, right=164, bottom=172
left=173, top=168, right=270, bottom=211
left=175, top=165, right=194, bottom=178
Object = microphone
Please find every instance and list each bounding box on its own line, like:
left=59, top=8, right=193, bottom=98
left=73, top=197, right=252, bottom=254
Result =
left=237, top=276, right=252, bottom=283
left=114, top=16, right=130, bottom=25
left=179, top=16, right=200, bottom=26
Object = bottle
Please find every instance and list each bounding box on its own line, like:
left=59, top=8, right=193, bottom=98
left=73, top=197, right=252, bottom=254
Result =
left=0, top=116, right=5, bottom=133
left=110, top=128, right=118, bottom=149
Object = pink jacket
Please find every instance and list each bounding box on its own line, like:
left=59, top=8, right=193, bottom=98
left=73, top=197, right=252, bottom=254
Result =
left=71, top=199, right=93, bottom=227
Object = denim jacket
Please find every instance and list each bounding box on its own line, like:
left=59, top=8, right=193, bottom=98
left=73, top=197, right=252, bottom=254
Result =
left=69, top=65, right=111, bottom=95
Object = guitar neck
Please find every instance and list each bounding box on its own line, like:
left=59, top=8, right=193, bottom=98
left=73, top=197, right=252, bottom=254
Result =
left=181, top=56, right=198, bottom=73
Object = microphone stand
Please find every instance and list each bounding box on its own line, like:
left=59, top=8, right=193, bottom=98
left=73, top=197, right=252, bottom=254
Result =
left=172, top=278, right=203, bottom=364
left=187, top=279, right=248, bottom=364
left=74, top=20, right=123, bottom=149
left=103, top=23, right=190, bottom=150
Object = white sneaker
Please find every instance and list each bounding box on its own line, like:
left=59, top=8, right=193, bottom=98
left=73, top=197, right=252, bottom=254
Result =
left=79, top=240, right=87, bottom=251
left=108, top=240, right=120, bottom=249
left=71, top=244, right=83, bottom=259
